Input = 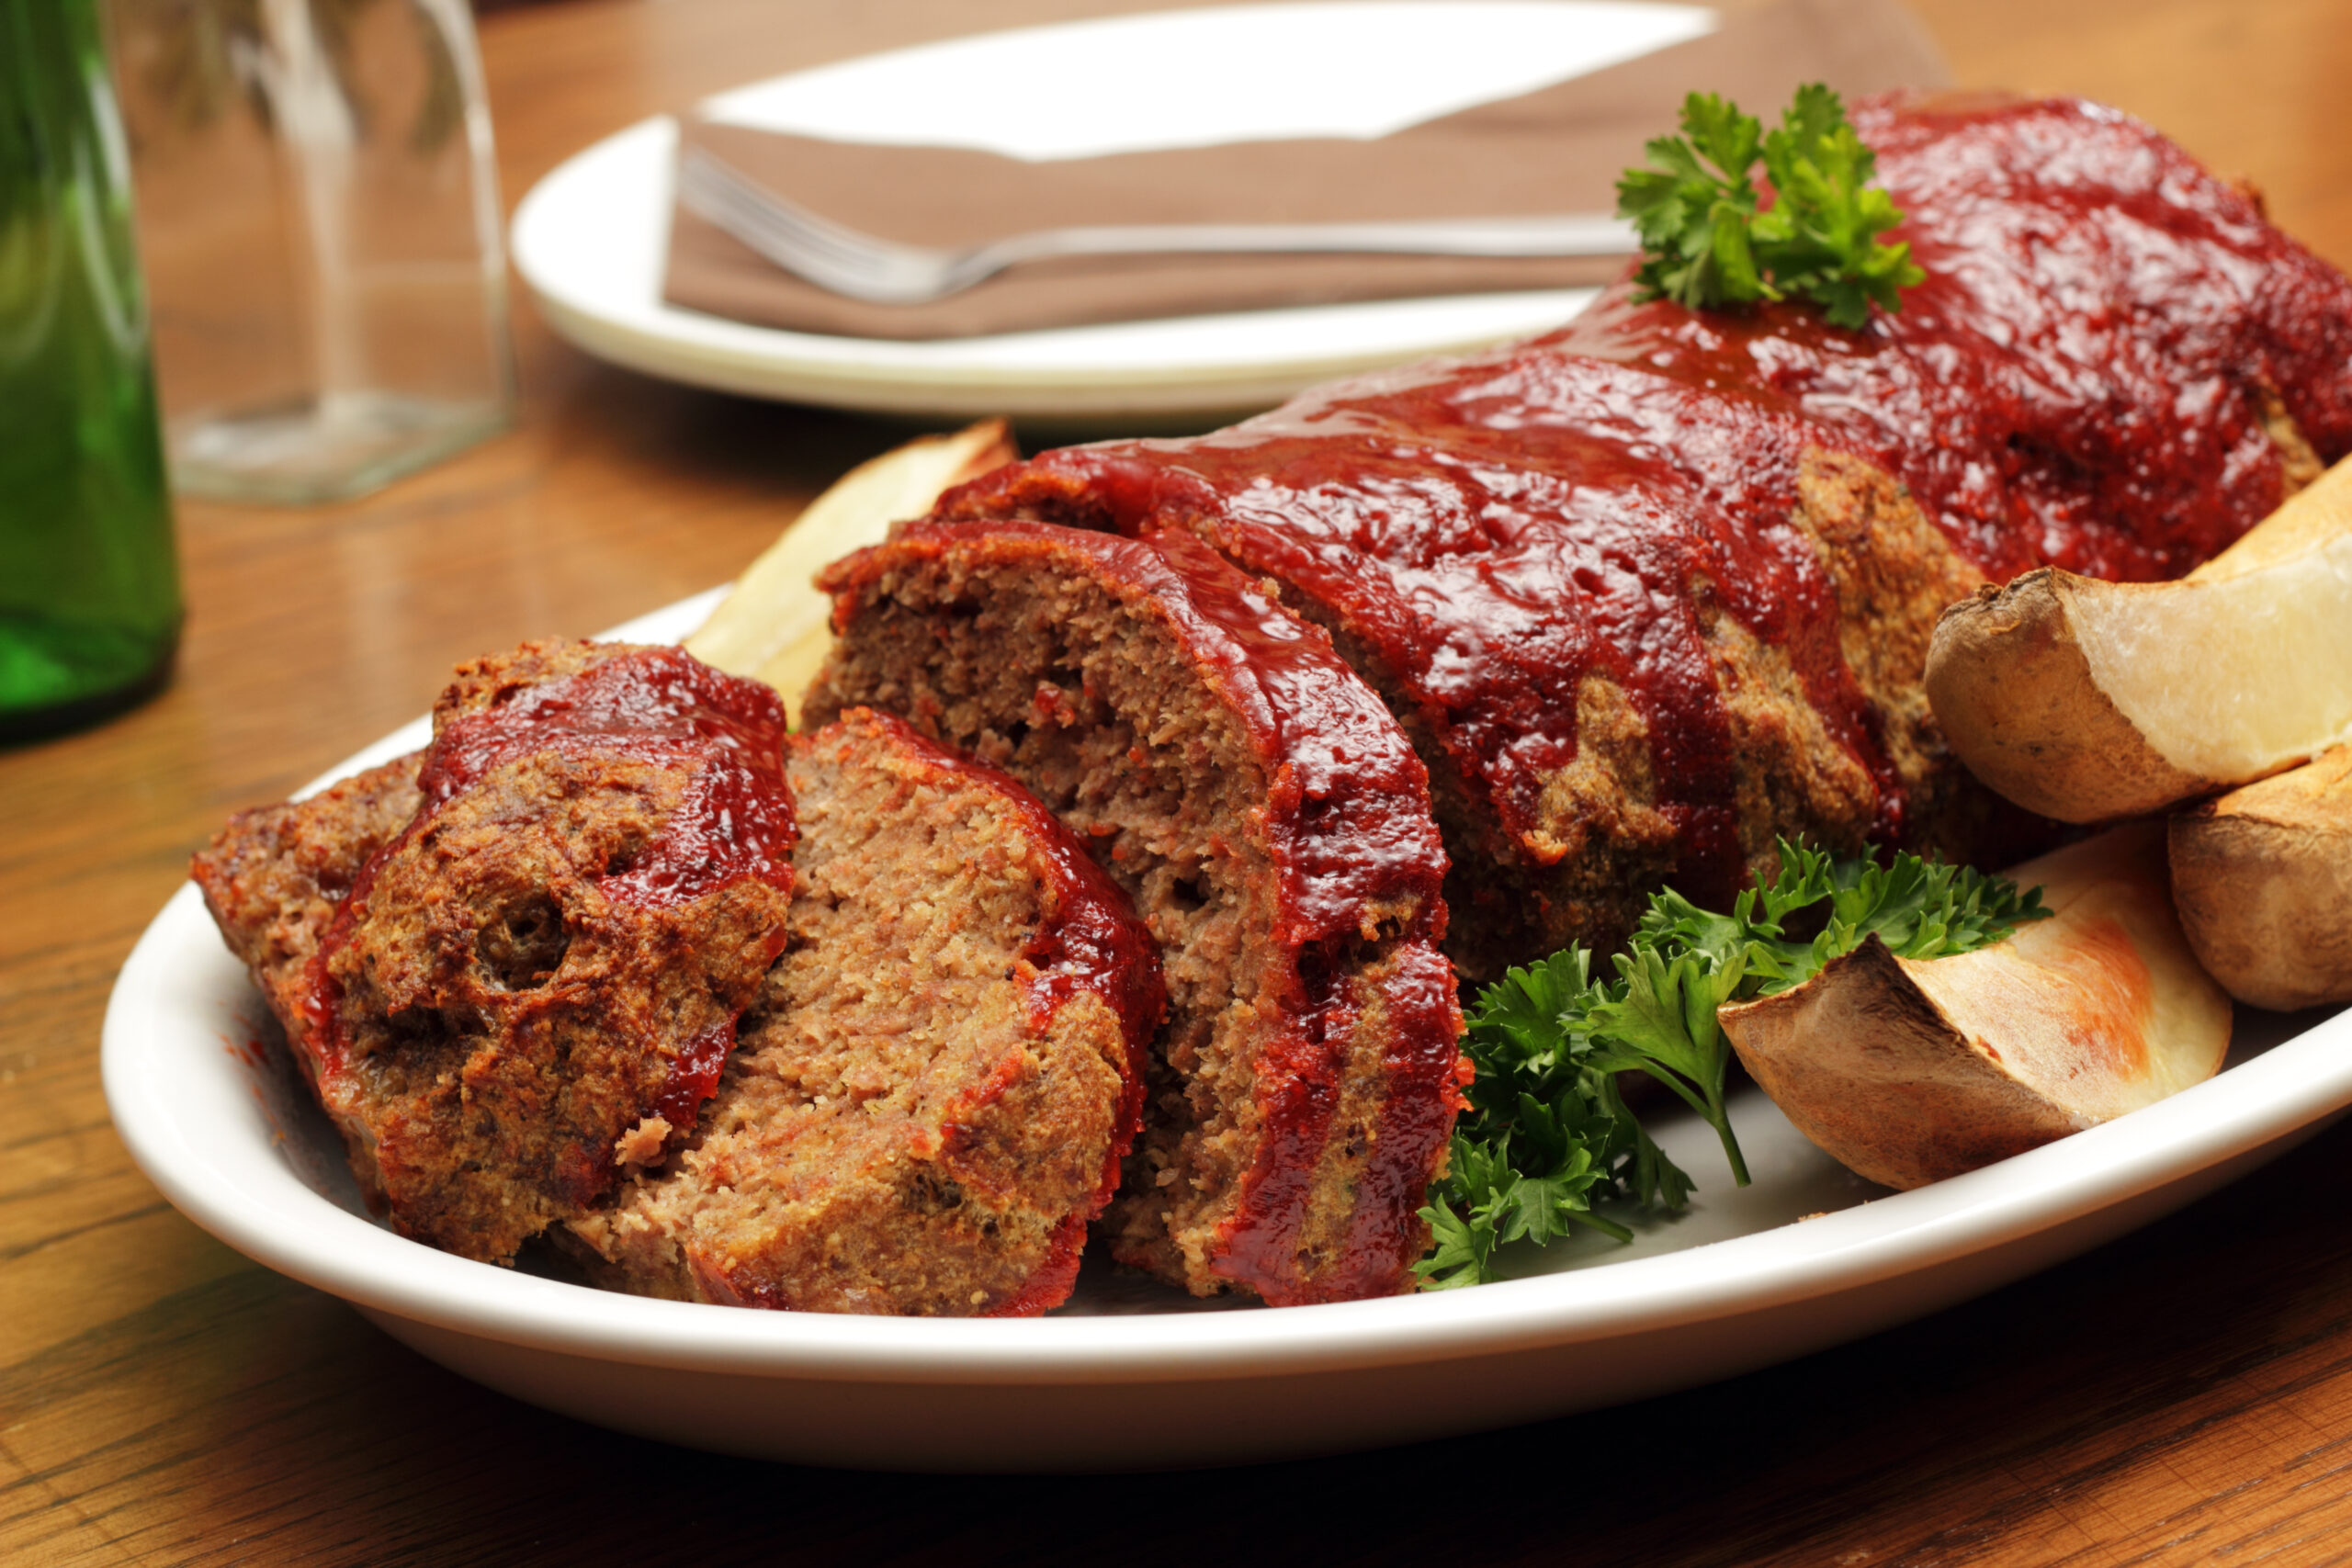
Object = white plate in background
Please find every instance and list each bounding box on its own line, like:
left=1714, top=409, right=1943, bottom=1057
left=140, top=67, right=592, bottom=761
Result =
left=103, top=589, right=2352, bottom=1472
left=505, top=2, right=1721, bottom=420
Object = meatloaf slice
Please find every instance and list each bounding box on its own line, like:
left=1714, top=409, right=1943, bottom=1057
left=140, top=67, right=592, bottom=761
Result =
left=564, top=708, right=1160, bottom=1315
left=807, top=521, right=1466, bottom=1304
left=199, top=640, right=801, bottom=1264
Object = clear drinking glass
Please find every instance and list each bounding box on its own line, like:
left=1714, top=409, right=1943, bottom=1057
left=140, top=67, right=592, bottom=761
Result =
left=0, top=0, right=183, bottom=739
left=107, top=0, right=517, bottom=503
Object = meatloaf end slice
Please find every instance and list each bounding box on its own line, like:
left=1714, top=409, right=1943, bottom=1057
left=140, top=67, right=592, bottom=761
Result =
left=565, top=708, right=1161, bottom=1315
left=248, top=640, right=799, bottom=1264
left=807, top=522, right=1465, bottom=1305
left=194, top=754, right=425, bottom=1101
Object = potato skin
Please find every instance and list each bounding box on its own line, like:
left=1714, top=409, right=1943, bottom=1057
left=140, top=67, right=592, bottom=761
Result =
left=1925, top=571, right=2211, bottom=823
left=1720, top=935, right=2086, bottom=1190
left=1721, top=822, right=2230, bottom=1190
left=2170, top=745, right=2352, bottom=1010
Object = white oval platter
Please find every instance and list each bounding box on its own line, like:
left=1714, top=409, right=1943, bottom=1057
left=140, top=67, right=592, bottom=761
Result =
left=103, top=591, right=2352, bottom=1472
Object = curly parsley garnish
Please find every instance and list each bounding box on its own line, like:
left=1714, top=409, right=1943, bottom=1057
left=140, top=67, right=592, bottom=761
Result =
left=1613, top=84, right=1926, bottom=329
left=1416, top=842, right=2046, bottom=1289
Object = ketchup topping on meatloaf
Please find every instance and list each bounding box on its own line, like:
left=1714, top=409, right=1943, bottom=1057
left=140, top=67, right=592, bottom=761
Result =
left=809, top=522, right=1466, bottom=1304
left=299, top=640, right=800, bottom=1262
left=923, top=93, right=2352, bottom=975
left=1554, top=93, right=2352, bottom=583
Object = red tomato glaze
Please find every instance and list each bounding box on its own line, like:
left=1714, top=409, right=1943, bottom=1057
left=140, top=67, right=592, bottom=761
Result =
left=1554, top=93, right=2352, bottom=582
left=933, top=94, right=2352, bottom=917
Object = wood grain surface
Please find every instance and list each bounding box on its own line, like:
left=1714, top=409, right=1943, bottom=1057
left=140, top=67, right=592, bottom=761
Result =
left=8, top=2, right=2352, bottom=1562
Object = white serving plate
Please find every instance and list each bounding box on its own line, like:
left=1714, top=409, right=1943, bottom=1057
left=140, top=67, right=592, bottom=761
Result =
left=505, top=1, right=1728, bottom=419
left=103, top=588, right=2352, bottom=1472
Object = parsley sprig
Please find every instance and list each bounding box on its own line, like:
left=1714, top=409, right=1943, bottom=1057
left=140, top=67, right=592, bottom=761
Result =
left=1614, top=84, right=1926, bottom=329
left=1417, top=842, right=2046, bottom=1289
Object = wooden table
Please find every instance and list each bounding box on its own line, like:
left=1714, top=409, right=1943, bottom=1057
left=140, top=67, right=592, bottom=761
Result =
left=9, top=2, right=2352, bottom=1560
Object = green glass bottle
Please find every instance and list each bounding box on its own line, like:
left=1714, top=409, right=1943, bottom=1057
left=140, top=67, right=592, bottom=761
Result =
left=0, top=0, right=181, bottom=741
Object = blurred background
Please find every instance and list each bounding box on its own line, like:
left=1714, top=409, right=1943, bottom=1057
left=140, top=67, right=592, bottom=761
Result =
left=113, top=0, right=2352, bottom=736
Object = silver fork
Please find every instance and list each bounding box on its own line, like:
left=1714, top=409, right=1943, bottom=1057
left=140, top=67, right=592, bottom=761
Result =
left=676, top=145, right=1637, bottom=307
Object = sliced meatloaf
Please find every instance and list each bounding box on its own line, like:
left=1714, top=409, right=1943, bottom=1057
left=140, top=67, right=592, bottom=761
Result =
left=196, top=652, right=1160, bottom=1314
left=807, top=522, right=1466, bottom=1304
left=565, top=708, right=1160, bottom=1315
left=922, top=93, right=2352, bottom=978
left=198, top=639, right=801, bottom=1263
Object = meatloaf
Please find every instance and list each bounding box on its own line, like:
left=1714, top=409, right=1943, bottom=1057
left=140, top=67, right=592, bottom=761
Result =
left=565, top=707, right=1160, bottom=1315
left=807, top=524, right=1465, bottom=1304
left=198, top=640, right=802, bottom=1262
left=195, top=649, right=1160, bottom=1315
left=922, top=92, right=2352, bottom=977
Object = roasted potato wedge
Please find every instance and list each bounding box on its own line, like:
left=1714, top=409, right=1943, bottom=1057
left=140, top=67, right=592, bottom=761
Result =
left=2170, top=744, right=2352, bottom=1011
left=1719, top=823, right=2232, bottom=1190
left=685, top=420, right=1017, bottom=723
left=1924, top=456, right=2352, bottom=823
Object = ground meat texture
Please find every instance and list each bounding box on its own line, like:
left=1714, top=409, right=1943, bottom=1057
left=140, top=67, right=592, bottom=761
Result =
left=194, top=755, right=425, bottom=1097
left=808, top=523, right=1465, bottom=1305
left=564, top=709, right=1160, bottom=1316
left=925, top=93, right=2352, bottom=978
left=292, top=640, right=797, bottom=1263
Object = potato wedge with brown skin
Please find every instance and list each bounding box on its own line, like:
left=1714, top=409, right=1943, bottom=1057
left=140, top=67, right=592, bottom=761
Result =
left=2171, top=744, right=2352, bottom=1011
left=1720, top=822, right=2232, bottom=1190
left=1925, top=456, right=2352, bottom=823
left=685, top=420, right=1017, bottom=723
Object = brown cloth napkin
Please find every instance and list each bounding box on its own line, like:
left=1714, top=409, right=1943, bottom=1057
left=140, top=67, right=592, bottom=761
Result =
left=662, top=0, right=1947, bottom=341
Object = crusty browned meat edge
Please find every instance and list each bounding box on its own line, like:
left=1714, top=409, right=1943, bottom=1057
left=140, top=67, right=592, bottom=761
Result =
left=192, top=754, right=424, bottom=1098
